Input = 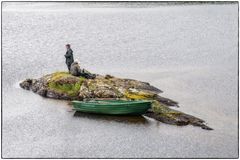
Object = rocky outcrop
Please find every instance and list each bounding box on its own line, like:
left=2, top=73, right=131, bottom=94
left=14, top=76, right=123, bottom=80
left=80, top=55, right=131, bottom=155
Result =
left=19, top=71, right=212, bottom=130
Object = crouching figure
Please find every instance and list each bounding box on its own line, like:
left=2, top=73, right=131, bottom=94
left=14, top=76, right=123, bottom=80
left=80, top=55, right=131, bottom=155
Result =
left=70, top=61, right=96, bottom=79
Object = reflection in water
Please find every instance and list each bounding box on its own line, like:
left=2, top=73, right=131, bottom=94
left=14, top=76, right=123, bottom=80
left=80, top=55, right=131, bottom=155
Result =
left=73, top=111, right=149, bottom=125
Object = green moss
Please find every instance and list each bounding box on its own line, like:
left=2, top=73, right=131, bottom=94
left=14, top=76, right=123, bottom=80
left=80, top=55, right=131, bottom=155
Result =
left=151, top=100, right=182, bottom=118
left=47, top=72, right=86, bottom=97
left=48, top=82, right=80, bottom=97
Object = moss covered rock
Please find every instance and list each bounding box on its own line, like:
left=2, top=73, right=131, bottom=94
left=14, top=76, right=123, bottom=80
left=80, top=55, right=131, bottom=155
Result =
left=19, top=71, right=212, bottom=130
left=47, top=72, right=85, bottom=98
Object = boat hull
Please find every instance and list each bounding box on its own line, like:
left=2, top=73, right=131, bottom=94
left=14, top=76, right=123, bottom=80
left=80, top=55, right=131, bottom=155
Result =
left=72, top=100, right=152, bottom=115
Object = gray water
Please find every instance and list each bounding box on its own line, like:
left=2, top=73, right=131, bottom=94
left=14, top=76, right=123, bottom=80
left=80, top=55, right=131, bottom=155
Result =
left=2, top=2, right=238, bottom=158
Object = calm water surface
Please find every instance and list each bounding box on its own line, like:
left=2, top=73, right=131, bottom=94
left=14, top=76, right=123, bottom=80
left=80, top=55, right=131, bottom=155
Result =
left=2, top=2, right=238, bottom=158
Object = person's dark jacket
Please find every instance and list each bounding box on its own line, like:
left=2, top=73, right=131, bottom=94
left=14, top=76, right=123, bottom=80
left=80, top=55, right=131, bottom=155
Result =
left=65, top=49, right=74, bottom=65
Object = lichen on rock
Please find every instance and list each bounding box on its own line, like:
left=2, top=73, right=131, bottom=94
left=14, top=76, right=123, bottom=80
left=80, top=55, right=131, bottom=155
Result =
left=19, top=71, right=212, bottom=130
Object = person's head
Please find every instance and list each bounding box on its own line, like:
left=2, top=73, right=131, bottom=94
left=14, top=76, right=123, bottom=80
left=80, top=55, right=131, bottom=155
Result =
left=75, top=59, right=80, bottom=65
left=66, top=44, right=71, bottom=49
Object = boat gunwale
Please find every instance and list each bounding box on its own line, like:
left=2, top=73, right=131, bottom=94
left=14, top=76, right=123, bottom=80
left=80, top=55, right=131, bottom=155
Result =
left=72, top=100, right=152, bottom=106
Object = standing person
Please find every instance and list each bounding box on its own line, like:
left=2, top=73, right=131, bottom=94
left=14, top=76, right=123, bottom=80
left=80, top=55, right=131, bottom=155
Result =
left=64, top=44, right=74, bottom=72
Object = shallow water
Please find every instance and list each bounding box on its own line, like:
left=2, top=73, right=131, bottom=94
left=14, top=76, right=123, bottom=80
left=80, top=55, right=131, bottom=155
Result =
left=2, top=2, right=238, bottom=158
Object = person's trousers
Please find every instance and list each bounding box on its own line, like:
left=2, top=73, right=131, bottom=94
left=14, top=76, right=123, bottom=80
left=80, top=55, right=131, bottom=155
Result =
left=66, top=64, right=71, bottom=72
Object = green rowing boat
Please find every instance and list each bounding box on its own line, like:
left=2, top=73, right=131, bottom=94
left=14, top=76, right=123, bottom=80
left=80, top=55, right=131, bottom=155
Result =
left=72, top=100, right=152, bottom=115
